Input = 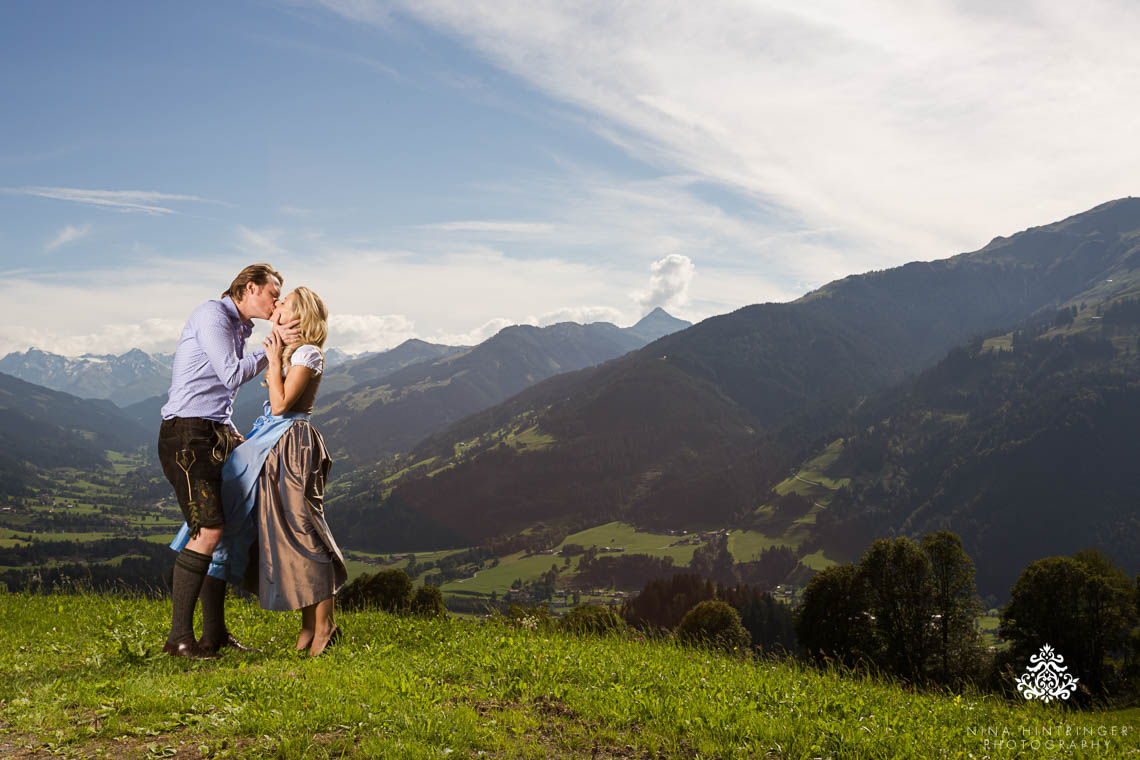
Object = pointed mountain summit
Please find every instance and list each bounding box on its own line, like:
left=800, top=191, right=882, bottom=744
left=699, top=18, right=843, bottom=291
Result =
left=624, top=307, right=692, bottom=343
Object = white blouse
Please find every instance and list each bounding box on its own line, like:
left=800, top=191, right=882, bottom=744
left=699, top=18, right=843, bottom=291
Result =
left=288, top=344, right=325, bottom=375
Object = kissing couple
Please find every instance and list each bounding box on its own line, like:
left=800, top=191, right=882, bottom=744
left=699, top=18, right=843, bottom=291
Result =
left=157, top=263, right=347, bottom=659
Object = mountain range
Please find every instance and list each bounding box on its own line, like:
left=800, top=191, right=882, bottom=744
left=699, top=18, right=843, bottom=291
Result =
left=314, top=308, right=691, bottom=464
left=0, top=308, right=688, bottom=497
left=329, top=198, right=1140, bottom=597
left=0, top=348, right=173, bottom=407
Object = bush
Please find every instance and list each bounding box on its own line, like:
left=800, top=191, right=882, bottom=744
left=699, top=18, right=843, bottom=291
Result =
left=676, top=600, right=751, bottom=653
left=560, top=603, right=626, bottom=636
left=410, top=584, right=447, bottom=618
left=339, top=569, right=413, bottom=612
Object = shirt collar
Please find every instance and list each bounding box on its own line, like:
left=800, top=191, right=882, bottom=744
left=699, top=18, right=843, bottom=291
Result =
left=220, top=295, right=254, bottom=337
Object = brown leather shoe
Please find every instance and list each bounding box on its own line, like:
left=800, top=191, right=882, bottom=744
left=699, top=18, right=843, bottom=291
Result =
left=162, top=637, right=221, bottom=660
left=199, top=632, right=260, bottom=654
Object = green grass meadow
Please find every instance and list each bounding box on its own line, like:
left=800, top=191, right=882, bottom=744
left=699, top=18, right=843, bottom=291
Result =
left=3, top=592, right=1137, bottom=759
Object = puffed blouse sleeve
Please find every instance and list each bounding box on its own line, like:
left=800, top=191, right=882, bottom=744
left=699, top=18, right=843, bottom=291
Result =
left=290, top=344, right=325, bottom=375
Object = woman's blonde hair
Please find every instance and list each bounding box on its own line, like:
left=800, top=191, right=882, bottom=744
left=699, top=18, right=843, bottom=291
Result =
left=282, top=286, right=328, bottom=366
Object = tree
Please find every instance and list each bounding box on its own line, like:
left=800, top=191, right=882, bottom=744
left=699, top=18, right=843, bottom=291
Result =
left=1001, top=550, right=1137, bottom=699
left=339, top=569, right=413, bottom=613
left=677, top=600, right=750, bottom=653
left=410, top=584, right=446, bottom=617
left=860, top=537, right=934, bottom=681
left=921, top=531, right=983, bottom=685
left=734, top=592, right=798, bottom=655
left=689, top=534, right=736, bottom=587
left=795, top=563, right=876, bottom=668
left=622, top=573, right=716, bottom=631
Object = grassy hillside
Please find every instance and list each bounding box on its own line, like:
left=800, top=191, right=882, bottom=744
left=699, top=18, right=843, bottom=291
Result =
left=5, top=592, right=1137, bottom=759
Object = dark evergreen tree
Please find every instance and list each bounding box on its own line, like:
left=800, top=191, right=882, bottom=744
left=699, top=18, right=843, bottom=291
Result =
left=622, top=572, right=716, bottom=631
left=688, top=533, right=737, bottom=587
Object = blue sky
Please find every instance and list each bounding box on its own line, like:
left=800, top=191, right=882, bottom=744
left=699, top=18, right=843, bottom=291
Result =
left=3, top=1, right=1139, bottom=355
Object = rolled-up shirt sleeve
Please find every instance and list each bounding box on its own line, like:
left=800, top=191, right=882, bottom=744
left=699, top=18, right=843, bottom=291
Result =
left=197, top=307, right=268, bottom=390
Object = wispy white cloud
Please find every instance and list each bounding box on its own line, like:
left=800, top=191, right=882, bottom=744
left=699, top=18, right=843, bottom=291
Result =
left=236, top=225, right=288, bottom=257
left=3, top=186, right=222, bottom=215
left=423, top=168, right=866, bottom=298
left=311, top=0, right=1140, bottom=263
left=305, top=0, right=392, bottom=26
left=0, top=222, right=777, bottom=357
left=44, top=223, right=91, bottom=252
left=419, top=220, right=556, bottom=235
left=0, top=317, right=187, bottom=357
left=248, top=30, right=402, bottom=79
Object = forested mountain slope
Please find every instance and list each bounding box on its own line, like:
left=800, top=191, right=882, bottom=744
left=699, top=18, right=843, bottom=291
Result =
left=332, top=198, right=1140, bottom=552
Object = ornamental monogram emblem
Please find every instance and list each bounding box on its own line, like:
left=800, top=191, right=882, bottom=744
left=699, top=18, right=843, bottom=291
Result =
left=1015, top=644, right=1079, bottom=702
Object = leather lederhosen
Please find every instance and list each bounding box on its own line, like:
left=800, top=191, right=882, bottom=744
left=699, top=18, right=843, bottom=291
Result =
left=157, top=417, right=238, bottom=537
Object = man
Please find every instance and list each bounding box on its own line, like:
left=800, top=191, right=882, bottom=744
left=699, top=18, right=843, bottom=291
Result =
left=158, top=263, right=298, bottom=658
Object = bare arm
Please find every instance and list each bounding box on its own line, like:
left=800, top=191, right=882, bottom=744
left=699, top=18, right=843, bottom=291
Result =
left=264, top=332, right=315, bottom=415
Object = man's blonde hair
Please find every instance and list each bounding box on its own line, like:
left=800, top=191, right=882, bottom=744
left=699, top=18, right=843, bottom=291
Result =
left=223, top=264, right=282, bottom=302
left=282, top=286, right=328, bottom=366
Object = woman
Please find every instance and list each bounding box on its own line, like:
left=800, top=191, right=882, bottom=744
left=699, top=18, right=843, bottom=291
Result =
left=220, top=286, right=347, bottom=656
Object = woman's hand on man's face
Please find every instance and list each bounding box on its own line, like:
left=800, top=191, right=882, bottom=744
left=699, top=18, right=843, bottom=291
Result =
left=273, top=319, right=302, bottom=345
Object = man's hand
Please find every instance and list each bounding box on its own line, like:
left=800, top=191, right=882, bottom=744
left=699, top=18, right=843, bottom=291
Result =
left=273, top=318, right=301, bottom=346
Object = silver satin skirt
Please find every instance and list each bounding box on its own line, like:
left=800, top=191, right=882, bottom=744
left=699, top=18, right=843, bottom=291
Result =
left=256, top=420, right=347, bottom=611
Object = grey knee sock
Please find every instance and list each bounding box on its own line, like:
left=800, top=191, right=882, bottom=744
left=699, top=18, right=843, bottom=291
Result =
left=199, top=575, right=228, bottom=645
left=168, top=547, right=210, bottom=645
